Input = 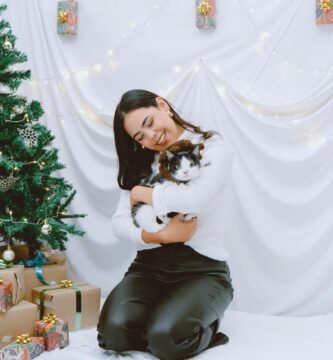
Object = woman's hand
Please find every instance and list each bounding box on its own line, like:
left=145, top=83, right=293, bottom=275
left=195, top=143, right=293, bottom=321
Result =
left=142, top=214, right=198, bottom=244
left=130, top=186, right=153, bottom=208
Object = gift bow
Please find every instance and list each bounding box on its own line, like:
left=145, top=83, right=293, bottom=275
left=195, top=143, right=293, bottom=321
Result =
left=60, top=279, right=73, bottom=288
left=43, top=313, right=58, bottom=324
left=320, top=0, right=333, bottom=12
left=57, top=10, right=68, bottom=23
left=197, top=1, right=212, bottom=15
left=15, top=334, right=32, bottom=344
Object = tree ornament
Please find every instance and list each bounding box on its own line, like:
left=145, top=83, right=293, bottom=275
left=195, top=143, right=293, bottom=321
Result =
left=0, top=173, right=19, bottom=192
left=17, top=123, right=39, bottom=147
left=41, top=219, right=52, bottom=235
left=2, top=245, right=15, bottom=262
left=3, top=37, right=12, bottom=50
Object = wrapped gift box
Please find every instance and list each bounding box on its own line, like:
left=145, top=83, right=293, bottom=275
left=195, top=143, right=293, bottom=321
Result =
left=0, top=265, right=25, bottom=305
left=32, top=283, right=101, bottom=331
left=0, top=336, right=44, bottom=359
left=316, top=0, right=333, bottom=24
left=0, top=279, right=12, bottom=312
left=35, top=314, right=69, bottom=351
left=196, top=0, right=216, bottom=29
left=0, top=300, right=39, bottom=349
left=0, top=347, right=29, bottom=359
left=23, top=263, right=67, bottom=302
left=57, top=0, right=78, bottom=35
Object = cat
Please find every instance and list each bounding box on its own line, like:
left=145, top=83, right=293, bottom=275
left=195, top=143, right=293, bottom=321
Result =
left=131, top=139, right=205, bottom=233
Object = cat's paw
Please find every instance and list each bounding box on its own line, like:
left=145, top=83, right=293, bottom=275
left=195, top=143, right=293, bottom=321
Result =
left=158, top=215, right=172, bottom=225
left=143, top=222, right=167, bottom=233
left=183, top=213, right=197, bottom=221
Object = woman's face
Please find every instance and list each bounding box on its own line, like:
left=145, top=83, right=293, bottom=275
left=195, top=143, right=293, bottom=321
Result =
left=123, top=97, right=184, bottom=152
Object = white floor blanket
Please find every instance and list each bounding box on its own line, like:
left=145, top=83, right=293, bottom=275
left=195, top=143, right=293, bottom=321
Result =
left=37, top=310, right=333, bottom=360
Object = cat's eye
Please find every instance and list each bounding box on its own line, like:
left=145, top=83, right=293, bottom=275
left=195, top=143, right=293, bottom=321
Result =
left=174, top=164, right=180, bottom=170
left=190, top=162, right=195, bottom=167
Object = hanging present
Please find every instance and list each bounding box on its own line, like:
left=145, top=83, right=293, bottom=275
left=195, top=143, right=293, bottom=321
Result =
left=316, top=0, right=333, bottom=24
left=0, top=278, right=12, bottom=312
left=57, top=0, right=78, bottom=35
left=34, top=313, right=69, bottom=351
left=196, top=0, right=216, bottom=29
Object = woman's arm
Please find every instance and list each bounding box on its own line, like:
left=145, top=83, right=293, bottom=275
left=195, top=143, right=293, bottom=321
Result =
left=112, top=190, right=197, bottom=245
left=152, top=137, right=233, bottom=216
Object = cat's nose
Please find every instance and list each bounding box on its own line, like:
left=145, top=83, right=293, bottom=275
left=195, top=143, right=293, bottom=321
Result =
left=183, top=170, right=188, bottom=175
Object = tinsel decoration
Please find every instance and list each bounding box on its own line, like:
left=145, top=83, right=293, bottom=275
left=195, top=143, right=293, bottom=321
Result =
left=17, top=123, right=39, bottom=147
left=0, top=173, right=19, bottom=192
left=197, top=1, right=211, bottom=15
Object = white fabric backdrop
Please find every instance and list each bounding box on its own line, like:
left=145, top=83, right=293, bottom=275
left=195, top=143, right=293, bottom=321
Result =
left=4, top=0, right=333, bottom=316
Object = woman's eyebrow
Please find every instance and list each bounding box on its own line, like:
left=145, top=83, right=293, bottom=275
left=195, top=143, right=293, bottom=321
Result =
left=133, top=115, right=150, bottom=139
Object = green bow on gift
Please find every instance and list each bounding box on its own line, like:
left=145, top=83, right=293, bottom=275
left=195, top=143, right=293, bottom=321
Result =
left=0, top=259, right=13, bottom=269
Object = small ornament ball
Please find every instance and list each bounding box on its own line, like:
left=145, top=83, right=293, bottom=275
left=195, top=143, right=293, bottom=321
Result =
left=41, top=222, right=52, bottom=235
left=3, top=39, right=13, bottom=50
left=2, top=245, right=15, bottom=262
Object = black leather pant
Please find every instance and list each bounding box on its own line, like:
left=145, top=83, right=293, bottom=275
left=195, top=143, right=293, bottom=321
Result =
left=97, top=243, right=233, bottom=360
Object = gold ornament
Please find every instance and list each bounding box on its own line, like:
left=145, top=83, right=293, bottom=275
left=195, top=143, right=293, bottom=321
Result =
left=197, top=1, right=211, bottom=15
left=15, top=334, right=32, bottom=344
left=320, top=0, right=332, bottom=12
left=3, top=37, right=12, bottom=50
left=43, top=313, right=58, bottom=324
left=60, top=279, right=73, bottom=288
left=0, top=278, right=3, bottom=284
left=57, top=10, right=68, bottom=23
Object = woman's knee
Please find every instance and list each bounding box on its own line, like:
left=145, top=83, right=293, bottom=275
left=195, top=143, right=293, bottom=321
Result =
left=146, top=318, right=203, bottom=360
left=97, top=315, right=131, bottom=352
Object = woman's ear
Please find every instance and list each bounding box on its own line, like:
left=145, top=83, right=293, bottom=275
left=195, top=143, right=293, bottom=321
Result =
left=155, top=97, right=169, bottom=112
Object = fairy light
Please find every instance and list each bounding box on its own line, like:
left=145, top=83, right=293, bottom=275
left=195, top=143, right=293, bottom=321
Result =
left=173, top=65, right=182, bottom=73
left=92, top=64, right=102, bottom=72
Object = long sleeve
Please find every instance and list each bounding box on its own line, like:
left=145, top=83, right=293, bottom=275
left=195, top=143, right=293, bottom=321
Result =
left=112, top=190, right=158, bottom=249
left=152, top=135, right=233, bottom=216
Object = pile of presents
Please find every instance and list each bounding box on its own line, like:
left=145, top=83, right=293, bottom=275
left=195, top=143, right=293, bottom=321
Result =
left=0, top=245, right=101, bottom=359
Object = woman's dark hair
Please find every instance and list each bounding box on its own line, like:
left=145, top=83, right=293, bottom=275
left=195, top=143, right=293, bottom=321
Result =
left=114, top=89, right=216, bottom=190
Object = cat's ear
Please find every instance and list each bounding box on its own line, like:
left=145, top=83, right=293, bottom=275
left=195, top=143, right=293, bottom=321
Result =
left=165, top=150, right=174, bottom=160
left=192, top=143, right=204, bottom=156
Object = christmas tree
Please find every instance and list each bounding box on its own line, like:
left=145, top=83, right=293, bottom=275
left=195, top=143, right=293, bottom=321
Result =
left=0, top=4, right=85, bottom=260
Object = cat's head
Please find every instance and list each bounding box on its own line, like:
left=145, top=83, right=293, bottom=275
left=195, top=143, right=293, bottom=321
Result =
left=159, top=140, right=204, bottom=183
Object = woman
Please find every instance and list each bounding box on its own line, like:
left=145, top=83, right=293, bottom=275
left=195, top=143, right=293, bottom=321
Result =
left=98, top=89, right=234, bottom=360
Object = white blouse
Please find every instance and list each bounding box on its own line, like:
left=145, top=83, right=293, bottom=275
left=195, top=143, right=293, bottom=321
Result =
left=111, top=129, right=234, bottom=261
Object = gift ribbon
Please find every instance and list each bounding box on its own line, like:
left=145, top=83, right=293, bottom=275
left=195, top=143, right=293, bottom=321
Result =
left=15, top=334, right=32, bottom=344
left=0, top=259, right=13, bottom=269
left=39, top=280, right=83, bottom=331
left=19, top=251, right=56, bottom=286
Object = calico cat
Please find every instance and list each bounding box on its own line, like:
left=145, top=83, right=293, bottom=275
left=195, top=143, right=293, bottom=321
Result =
left=131, top=139, right=205, bottom=233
